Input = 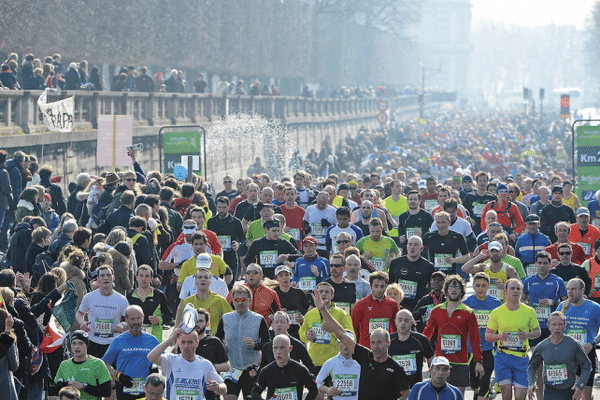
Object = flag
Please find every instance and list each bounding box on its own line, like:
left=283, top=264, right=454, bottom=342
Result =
left=37, top=89, right=75, bottom=132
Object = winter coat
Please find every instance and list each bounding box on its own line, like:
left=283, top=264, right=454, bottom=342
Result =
left=108, top=247, right=133, bottom=295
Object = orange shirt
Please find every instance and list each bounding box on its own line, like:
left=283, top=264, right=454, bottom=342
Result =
left=568, top=223, right=600, bottom=257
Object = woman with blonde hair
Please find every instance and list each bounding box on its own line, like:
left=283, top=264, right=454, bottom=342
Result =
left=0, top=307, right=18, bottom=400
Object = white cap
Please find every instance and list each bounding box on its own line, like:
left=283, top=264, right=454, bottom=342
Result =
left=196, top=253, right=212, bottom=270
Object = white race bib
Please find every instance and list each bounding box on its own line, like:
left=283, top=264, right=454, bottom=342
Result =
left=502, top=332, right=524, bottom=351
left=473, top=203, right=486, bottom=217
left=287, top=310, right=299, bottom=325
left=487, top=285, right=501, bottom=299
left=474, top=309, right=491, bottom=329
left=397, top=279, right=417, bottom=299
left=440, top=334, right=461, bottom=354
left=424, top=200, right=437, bottom=213
left=259, top=250, right=278, bottom=266
left=310, top=223, right=325, bottom=238
left=369, top=318, right=389, bottom=334
left=333, top=374, right=359, bottom=397
left=406, top=228, right=417, bottom=239
left=578, top=242, right=591, bottom=256
left=218, top=235, right=232, bottom=251
left=545, top=364, right=568, bottom=386
left=94, top=318, right=114, bottom=338
left=370, top=257, right=386, bottom=271
left=288, top=228, right=301, bottom=241
left=299, top=276, right=316, bottom=292
left=595, top=275, right=600, bottom=291
left=123, top=378, right=145, bottom=395
left=312, top=323, right=331, bottom=344
left=434, top=253, right=452, bottom=271
left=393, top=354, right=417, bottom=375
left=273, top=387, right=298, bottom=400
left=567, top=329, right=587, bottom=345
left=336, top=303, right=351, bottom=314
left=525, top=264, right=537, bottom=278
left=176, top=389, right=200, bottom=400
left=534, top=305, right=551, bottom=321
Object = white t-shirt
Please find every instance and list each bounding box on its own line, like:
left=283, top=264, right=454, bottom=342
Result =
left=161, top=353, right=223, bottom=400
left=78, top=289, right=130, bottom=345
left=179, top=275, right=229, bottom=299
left=316, top=353, right=361, bottom=400
left=303, top=205, right=337, bottom=246
left=163, top=242, right=194, bottom=276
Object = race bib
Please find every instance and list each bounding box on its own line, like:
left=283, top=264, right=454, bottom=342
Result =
left=123, top=378, right=145, bottom=395
left=273, top=387, right=298, bottom=400
left=424, top=200, right=437, bottom=213
left=595, top=275, right=600, bottom=291
left=299, top=276, right=316, bottom=291
left=218, top=235, right=232, bottom=251
left=142, top=324, right=153, bottom=334
left=222, top=368, right=243, bottom=383
left=310, top=223, right=325, bottom=238
left=567, top=329, right=587, bottom=344
left=176, top=389, right=200, bottom=400
left=287, top=310, right=299, bottom=325
left=502, top=332, right=524, bottom=351
left=94, top=318, right=114, bottom=338
left=440, top=334, right=461, bottom=354
left=312, top=323, right=331, bottom=344
left=369, top=318, right=389, bottom=334
left=393, top=354, right=417, bottom=375
left=406, top=228, right=417, bottom=239
left=474, top=309, right=491, bottom=329
left=534, top=305, right=551, bottom=321
left=370, top=257, right=386, bottom=271
left=260, top=250, right=278, bottom=266
left=333, top=374, right=359, bottom=396
left=473, top=203, right=486, bottom=217
left=545, top=364, right=568, bottom=386
left=288, top=228, right=301, bottom=241
left=423, top=304, right=435, bottom=323
left=487, top=284, right=501, bottom=299
left=434, top=253, right=452, bottom=271
left=578, top=242, right=591, bottom=256
left=525, top=264, right=537, bottom=278
left=397, top=279, right=417, bottom=299
left=336, top=303, right=351, bottom=314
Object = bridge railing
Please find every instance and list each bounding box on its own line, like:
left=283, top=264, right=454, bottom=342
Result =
left=0, top=90, right=421, bottom=134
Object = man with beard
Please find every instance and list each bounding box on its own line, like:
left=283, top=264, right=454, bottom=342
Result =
left=423, top=275, right=484, bottom=395
left=102, top=305, right=160, bottom=400
left=397, top=190, right=434, bottom=250
left=244, top=219, right=299, bottom=279
left=462, top=241, right=520, bottom=301
left=388, top=236, right=435, bottom=311
left=388, top=309, right=434, bottom=389
left=413, top=271, right=446, bottom=332
left=556, top=278, right=600, bottom=400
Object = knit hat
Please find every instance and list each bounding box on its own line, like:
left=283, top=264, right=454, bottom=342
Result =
left=71, top=330, right=89, bottom=347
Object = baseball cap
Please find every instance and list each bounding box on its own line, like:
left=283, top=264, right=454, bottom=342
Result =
left=303, top=236, right=318, bottom=245
left=577, top=207, right=590, bottom=217
left=488, top=241, right=503, bottom=252
left=418, top=179, right=427, bottom=189
left=552, top=185, right=564, bottom=194
left=496, top=183, right=508, bottom=193
left=275, top=265, right=292, bottom=276
left=183, top=223, right=197, bottom=235
left=525, top=214, right=540, bottom=223
left=534, top=172, right=543, bottom=179
left=431, top=356, right=451, bottom=368
left=431, top=271, right=446, bottom=280
left=462, top=175, right=473, bottom=183
left=196, top=253, right=212, bottom=269
left=452, top=176, right=461, bottom=183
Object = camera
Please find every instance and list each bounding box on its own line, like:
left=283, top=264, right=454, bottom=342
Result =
left=126, top=143, right=143, bottom=151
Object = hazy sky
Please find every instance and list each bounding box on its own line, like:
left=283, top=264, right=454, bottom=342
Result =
left=471, top=0, right=597, bottom=29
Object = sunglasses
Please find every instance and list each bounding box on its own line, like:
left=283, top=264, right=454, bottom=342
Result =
left=232, top=297, right=249, bottom=303
left=183, top=225, right=196, bottom=230
left=558, top=252, right=572, bottom=256
left=330, top=264, right=345, bottom=268
left=223, top=180, right=232, bottom=183
left=498, top=190, right=509, bottom=194
left=246, top=270, right=260, bottom=275
left=336, top=240, right=350, bottom=244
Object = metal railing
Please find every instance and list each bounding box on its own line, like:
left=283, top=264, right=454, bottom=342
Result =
left=0, top=90, right=420, bottom=134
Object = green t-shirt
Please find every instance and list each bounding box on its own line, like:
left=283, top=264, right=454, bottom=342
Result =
left=356, top=235, right=399, bottom=271
left=54, top=356, right=112, bottom=400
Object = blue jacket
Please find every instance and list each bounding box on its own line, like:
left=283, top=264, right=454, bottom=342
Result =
left=408, top=380, right=464, bottom=400
left=293, top=256, right=329, bottom=289
left=104, top=204, right=134, bottom=233
left=515, top=231, right=550, bottom=266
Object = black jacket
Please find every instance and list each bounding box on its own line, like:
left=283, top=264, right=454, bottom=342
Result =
left=6, top=222, right=32, bottom=273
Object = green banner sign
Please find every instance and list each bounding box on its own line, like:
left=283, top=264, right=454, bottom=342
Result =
left=576, top=125, right=600, bottom=205
left=163, top=131, right=202, bottom=154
